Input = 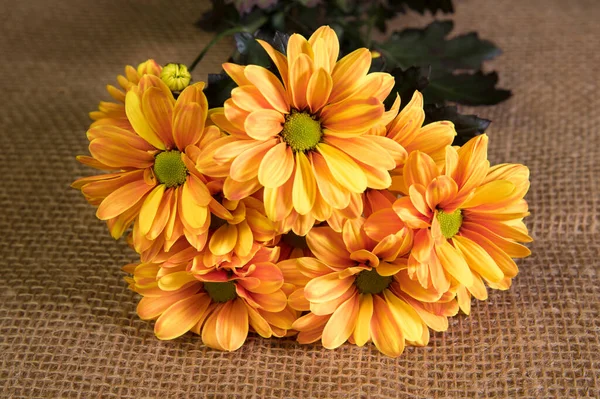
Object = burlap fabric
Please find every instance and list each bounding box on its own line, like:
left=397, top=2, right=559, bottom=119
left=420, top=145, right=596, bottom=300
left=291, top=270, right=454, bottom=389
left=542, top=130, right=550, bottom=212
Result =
left=1, top=0, right=598, bottom=397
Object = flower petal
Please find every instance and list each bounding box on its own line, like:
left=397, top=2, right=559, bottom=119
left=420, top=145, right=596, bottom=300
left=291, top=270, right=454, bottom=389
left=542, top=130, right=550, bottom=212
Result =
left=330, top=48, right=371, bottom=103
left=96, top=179, right=154, bottom=220
left=289, top=53, right=314, bottom=110
left=321, top=292, right=359, bottom=349
left=230, top=139, right=278, bottom=182
left=215, top=299, right=249, bottom=351
left=316, top=143, right=367, bottom=193
left=209, top=223, right=238, bottom=256
left=125, top=89, right=165, bottom=150
left=258, top=142, right=294, bottom=188
left=306, top=68, right=333, bottom=113
left=244, top=65, right=289, bottom=113
left=353, top=294, right=373, bottom=346
left=434, top=240, right=473, bottom=287
left=304, top=273, right=354, bottom=304
left=292, top=151, right=317, bottom=215
left=154, top=293, right=210, bottom=340
left=452, top=235, right=504, bottom=283
left=321, top=98, right=383, bottom=135
left=370, top=295, right=404, bottom=357
left=306, top=226, right=354, bottom=268
left=244, top=109, right=284, bottom=140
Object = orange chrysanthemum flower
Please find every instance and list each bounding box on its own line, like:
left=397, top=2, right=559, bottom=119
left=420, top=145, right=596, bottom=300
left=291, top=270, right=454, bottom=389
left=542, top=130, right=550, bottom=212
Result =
left=134, top=180, right=277, bottom=264
left=73, top=75, right=221, bottom=251
left=280, top=217, right=457, bottom=357
left=367, top=135, right=532, bottom=310
left=382, top=91, right=457, bottom=194
left=206, top=26, right=405, bottom=234
left=88, top=59, right=162, bottom=131
left=124, top=245, right=295, bottom=351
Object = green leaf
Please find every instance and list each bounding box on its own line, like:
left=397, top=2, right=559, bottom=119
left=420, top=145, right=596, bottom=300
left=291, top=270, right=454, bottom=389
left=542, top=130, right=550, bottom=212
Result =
left=232, top=32, right=272, bottom=67
left=424, top=71, right=511, bottom=105
left=196, top=0, right=240, bottom=32
left=388, top=0, right=454, bottom=15
left=204, top=73, right=237, bottom=108
left=384, top=66, right=430, bottom=109
left=376, top=20, right=501, bottom=73
left=424, top=104, right=491, bottom=145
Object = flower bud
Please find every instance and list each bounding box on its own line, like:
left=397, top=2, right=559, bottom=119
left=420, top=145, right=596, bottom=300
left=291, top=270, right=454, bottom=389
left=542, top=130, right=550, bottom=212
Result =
left=160, top=63, right=192, bottom=92
left=137, top=59, right=162, bottom=76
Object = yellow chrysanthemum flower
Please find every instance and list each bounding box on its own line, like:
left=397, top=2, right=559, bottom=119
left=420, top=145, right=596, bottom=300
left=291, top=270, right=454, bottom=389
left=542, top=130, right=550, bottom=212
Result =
left=124, top=245, right=295, bottom=351
left=279, top=216, right=457, bottom=357
left=205, top=26, right=405, bottom=235
left=88, top=59, right=162, bottom=132
left=365, top=135, right=532, bottom=309
left=73, top=75, right=222, bottom=251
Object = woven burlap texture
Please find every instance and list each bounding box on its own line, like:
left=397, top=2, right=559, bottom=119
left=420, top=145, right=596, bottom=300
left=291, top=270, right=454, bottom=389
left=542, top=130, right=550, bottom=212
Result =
left=1, top=0, right=599, bottom=397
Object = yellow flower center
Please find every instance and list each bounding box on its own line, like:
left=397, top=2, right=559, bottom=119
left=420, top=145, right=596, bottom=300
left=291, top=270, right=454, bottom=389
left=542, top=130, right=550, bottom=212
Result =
left=203, top=281, right=237, bottom=303
left=436, top=209, right=463, bottom=239
left=281, top=111, right=323, bottom=152
left=160, top=63, right=191, bottom=92
left=355, top=268, right=393, bottom=295
left=154, top=151, right=188, bottom=187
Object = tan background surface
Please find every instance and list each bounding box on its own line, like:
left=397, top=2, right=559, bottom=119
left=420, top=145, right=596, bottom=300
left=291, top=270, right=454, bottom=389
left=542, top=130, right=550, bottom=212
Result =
left=1, top=0, right=599, bottom=397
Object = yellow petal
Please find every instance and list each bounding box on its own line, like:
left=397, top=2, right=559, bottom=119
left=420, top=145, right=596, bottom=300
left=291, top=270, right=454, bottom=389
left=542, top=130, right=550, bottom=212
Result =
left=258, top=142, right=294, bottom=188
left=215, top=299, right=249, bottom=351
left=209, top=223, right=238, bottom=256
left=310, top=152, right=351, bottom=209
left=256, top=40, right=289, bottom=87
left=125, top=89, right=165, bottom=150
left=434, top=240, right=473, bottom=287
left=96, top=179, right=154, bottom=220
left=304, top=273, right=354, bottom=304
left=139, top=184, right=166, bottom=236
left=154, top=293, right=210, bottom=340
left=308, top=26, right=339, bottom=73
left=181, top=183, right=209, bottom=229
left=321, top=97, right=383, bottom=135
left=158, top=271, right=198, bottom=291
left=461, top=180, right=515, bottom=209
left=244, top=65, right=289, bottom=113
left=452, top=235, right=504, bottom=283
left=330, top=48, right=371, bottom=103
left=223, top=63, right=252, bottom=86
left=292, top=152, right=317, bottom=215
left=244, top=109, right=284, bottom=140
left=289, top=53, right=313, bottom=110
left=306, top=68, right=333, bottom=113
left=316, top=143, right=367, bottom=193
left=370, top=295, right=404, bottom=357
left=383, top=289, right=423, bottom=342
left=404, top=151, right=439, bottom=189
left=286, top=33, right=314, bottom=64
left=353, top=294, right=373, bottom=346
left=321, top=293, right=359, bottom=349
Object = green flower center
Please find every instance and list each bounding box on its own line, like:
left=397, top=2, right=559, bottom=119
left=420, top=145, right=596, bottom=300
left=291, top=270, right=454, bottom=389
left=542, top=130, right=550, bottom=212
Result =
left=355, top=268, right=393, bottom=295
left=436, top=209, right=463, bottom=239
left=203, top=281, right=237, bottom=303
left=281, top=111, right=323, bottom=152
left=153, top=151, right=188, bottom=187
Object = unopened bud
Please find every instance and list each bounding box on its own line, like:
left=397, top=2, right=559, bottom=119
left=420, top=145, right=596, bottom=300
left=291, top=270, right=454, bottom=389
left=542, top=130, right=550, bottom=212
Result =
left=160, top=63, right=192, bottom=92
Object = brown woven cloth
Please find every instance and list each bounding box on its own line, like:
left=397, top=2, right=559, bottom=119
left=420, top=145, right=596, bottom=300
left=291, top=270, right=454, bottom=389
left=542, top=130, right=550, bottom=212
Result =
left=1, top=0, right=599, bottom=397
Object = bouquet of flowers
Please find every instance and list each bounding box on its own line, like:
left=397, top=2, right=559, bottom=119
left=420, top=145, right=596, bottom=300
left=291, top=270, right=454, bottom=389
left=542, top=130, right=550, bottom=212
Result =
left=73, top=25, right=531, bottom=357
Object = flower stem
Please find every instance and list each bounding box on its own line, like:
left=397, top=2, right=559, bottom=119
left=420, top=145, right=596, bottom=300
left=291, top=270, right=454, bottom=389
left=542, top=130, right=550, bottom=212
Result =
left=189, top=17, right=268, bottom=72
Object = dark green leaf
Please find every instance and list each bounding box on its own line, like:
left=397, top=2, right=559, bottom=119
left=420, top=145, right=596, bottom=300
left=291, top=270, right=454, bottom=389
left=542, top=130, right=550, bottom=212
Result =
left=376, top=20, right=501, bottom=73
left=424, top=71, right=511, bottom=105
left=196, top=0, right=240, bottom=32
left=204, top=73, right=237, bottom=108
left=424, top=104, right=491, bottom=145
left=232, top=32, right=272, bottom=67
left=388, top=0, right=454, bottom=14
left=385, top=66, right=430, bottom=109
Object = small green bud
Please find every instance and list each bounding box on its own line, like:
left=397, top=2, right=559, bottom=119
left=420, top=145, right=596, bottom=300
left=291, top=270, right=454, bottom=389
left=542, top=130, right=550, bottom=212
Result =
left=160, top=63, right=191, bottom=92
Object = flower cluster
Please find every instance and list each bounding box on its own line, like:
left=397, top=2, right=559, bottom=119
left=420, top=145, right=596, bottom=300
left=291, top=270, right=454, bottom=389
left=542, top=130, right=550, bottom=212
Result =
left=73, top=26, right=531, bottom=357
